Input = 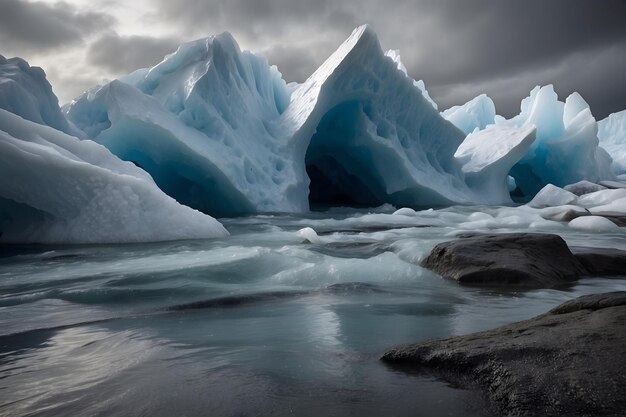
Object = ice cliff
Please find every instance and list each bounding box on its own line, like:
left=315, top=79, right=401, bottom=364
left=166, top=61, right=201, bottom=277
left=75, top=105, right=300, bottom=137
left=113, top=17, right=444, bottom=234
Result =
left=442, top=94, right=496, bottom=135
left=66, top=26, right=503, bottom=215
left=450, top=86, right=616, bottom=197
left=598, top=110, right=626, bottom=174
left=2, top=25, right=624, bottom=234
left=0, top=55, right=77, bottom=135
left=0, top=58, right=228, bottom=243
left=499, top=86, right=614, bottom=195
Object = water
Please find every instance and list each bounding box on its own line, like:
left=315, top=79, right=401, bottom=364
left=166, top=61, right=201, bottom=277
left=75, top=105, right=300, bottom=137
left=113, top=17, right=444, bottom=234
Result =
left=1, top=206, right=625, bottom=416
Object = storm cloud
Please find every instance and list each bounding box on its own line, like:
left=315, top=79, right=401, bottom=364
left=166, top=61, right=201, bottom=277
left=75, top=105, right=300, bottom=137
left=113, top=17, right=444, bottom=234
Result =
left=149, top=0, right=626, bottom=118
left=0, top=0, right=624, bottom=118
left=0, top=0, right=113, bottom=52
left=88, top=32, right=181, bottom=73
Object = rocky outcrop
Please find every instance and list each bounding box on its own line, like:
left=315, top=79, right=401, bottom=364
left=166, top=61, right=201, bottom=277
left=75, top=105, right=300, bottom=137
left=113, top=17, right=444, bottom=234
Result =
left=421, top=233, right=626, bottom=288
left=382, top=292, right=626, bottom=417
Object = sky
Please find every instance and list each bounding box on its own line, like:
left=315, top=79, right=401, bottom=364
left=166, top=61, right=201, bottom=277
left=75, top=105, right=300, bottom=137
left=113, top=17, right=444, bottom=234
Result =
left=1, top=0, right=625, bottom=119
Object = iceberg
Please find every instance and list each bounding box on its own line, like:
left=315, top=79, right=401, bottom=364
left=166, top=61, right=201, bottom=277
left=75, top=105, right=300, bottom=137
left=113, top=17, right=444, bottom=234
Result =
left=0, top=55, right=79, bottom=136
left=384, top=50, right=438, bottom=110
left=0, top=109, right=228, bottom=243
left=284, top=26, right=475, bottom=208
left=8, top=25, right=618, bottom=219
left=442, top=94, right=496, bottom=135
left=67, top=26, right=485, bottom=214
left=598, top=110, right=626, bottom=174
left=66, top=33, right=295, bottom=216
left=454, top=124, right=536, bottom=204
left=0, top=58, right=227, bottom=243
left=495, top=86, right=614, bottom=196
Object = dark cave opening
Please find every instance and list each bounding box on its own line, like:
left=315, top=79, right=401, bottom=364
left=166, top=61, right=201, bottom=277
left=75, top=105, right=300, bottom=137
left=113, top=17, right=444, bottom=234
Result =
left=305, top=101, right=384, bottom=209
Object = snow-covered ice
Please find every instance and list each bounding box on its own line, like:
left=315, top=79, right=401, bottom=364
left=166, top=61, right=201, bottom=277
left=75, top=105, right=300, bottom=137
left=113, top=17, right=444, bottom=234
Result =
left=454, top=124, right=536, bottom=204
left=66, top=26, right=495, bottom=215
left=442, top=94, right=496, bottom=135
left=0, top=55, right=79, bottom=136
left=1, top=25, right=625, bottom=233
left=0, top=108, right=228, bottom=243
left=528, top=184, right=578, bottom=208
left=568, top=216, right=619, bottom=233
left=598, top=110, right=626, bottom=174
left=497, top=86, right=614, bottom=195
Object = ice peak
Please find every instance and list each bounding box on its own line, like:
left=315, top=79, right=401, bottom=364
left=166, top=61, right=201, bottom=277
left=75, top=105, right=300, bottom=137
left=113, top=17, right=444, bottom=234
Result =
left=0, top=54, right=74, bottom=134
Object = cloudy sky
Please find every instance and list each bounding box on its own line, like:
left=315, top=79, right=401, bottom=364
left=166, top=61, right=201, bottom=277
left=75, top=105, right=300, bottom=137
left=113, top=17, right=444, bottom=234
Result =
left=1, top=0, right=625, bottom=118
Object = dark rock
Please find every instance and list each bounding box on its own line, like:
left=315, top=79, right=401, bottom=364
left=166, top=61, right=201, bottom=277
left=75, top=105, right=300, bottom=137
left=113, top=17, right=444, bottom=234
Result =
left=382, top=291, right=626, bottom=417
left=421, top=233, right=587, bottom=288
left=550, top=291, right=626, bottom=314
left=571, top=247, right=626, bottom=277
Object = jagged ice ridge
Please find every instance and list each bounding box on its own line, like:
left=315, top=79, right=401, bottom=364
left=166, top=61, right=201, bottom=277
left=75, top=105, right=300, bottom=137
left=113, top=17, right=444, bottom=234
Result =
left=1, top=25, right=625, bottom=242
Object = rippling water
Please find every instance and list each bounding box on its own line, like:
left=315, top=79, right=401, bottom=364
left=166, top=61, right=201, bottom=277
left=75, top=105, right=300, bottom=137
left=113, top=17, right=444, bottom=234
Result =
left=2, top=206, right=625, bottom=416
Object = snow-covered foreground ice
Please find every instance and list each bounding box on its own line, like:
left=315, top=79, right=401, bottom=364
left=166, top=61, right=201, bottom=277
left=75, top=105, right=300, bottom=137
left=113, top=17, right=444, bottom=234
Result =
left=1, top=207, right=624, bottom=416
left=0, top=109, right=228, bottom=243
left=1, top=48, right=228, bottom=243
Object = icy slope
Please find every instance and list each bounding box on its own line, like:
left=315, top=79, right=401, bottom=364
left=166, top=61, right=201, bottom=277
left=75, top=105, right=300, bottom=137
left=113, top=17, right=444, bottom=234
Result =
left=66, top=33, right=295, bottom=216
left=497, top=86, right=614, bottom=195
left=0, top=109, right=228, bottom=243
left=68, top=26, right=488, bottom=213
left=442, top=94, right=496, bottom=135
left=598, top=110, right=626, bottom=174
left=0, top=55, right=78, bottom=135
left=278, top=25, right=476, bottom=208
left=455, top=124, right=536, bottom=204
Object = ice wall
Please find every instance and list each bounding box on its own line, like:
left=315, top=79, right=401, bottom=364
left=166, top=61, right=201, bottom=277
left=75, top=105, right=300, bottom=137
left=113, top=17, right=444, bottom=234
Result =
left=442, top=94, right=496, bottom=135
left=0, top=109, right=228, bottom=243
left=0, top=55, right=77, bottom=135
left=455, top=124, right=536, bottom=204
left=598, top=110, right=626, bottom=174
left=67, top=26, right=490, bottom=214
left=497, top=86, right=614, bottom=195
left=66, top=33, right=297, bottom=216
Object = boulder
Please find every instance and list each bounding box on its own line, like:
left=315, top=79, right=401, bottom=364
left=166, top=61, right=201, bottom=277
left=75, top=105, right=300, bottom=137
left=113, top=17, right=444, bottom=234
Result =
left=571, top=247, right=626, bottom=276
left=382, top=291, right=626, bottom=417
left=421, top=233, right=587, bottom=288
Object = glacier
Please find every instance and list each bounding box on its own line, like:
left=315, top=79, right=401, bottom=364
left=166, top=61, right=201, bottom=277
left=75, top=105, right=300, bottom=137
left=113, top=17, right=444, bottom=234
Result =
left=442, top=94, right=496, bottom=135
left=0, top=55, right=79, bottom=136
left=0, top=58, right=228, bottom=243
left=66, top=33, right=294, bottom=216
left=66, top=26, right=508, bottom=215
left=447, top=87, right=617, bottom=198
left=0, top=109, right=228, bottom=243
left=2, top=24, right=625, bottom=238
left=454, top=124, right=536, bottom=204
left=598, top=110, right=626, bottom=174
left=495, top=86, right=615, bottom=196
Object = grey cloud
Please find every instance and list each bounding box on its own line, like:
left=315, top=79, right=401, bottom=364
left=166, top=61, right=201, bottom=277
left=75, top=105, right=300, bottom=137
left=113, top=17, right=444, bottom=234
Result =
left=431, top=39, right=626, bottom=119
left=3, top=0, right=623, bottom=118
left=260, top=44, right=320, bottom=83
left=401, top=0, right=626, bottom=85
left=148, top=0, right=626, bottom=118
left=87, top=32, right=181, bottom=73
left=0, top=0, right=114, bottom=53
